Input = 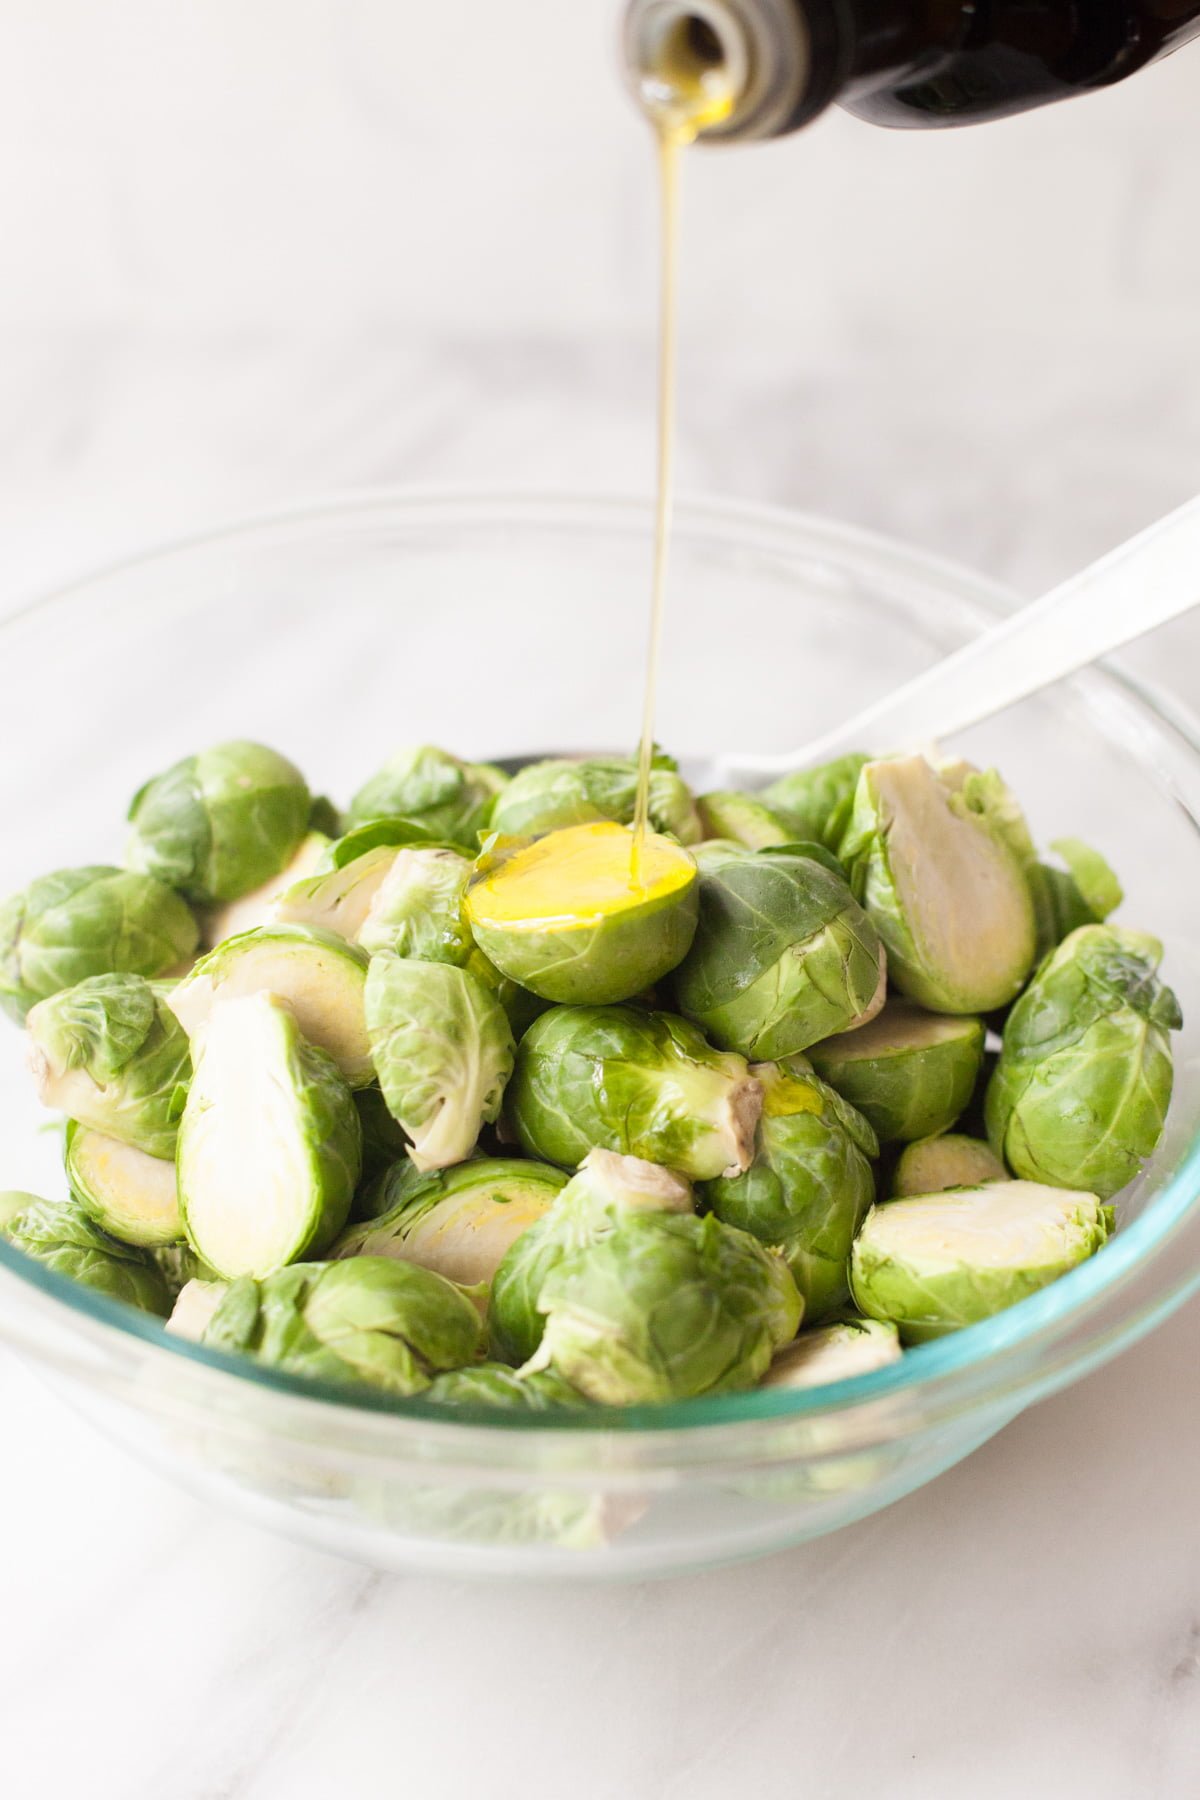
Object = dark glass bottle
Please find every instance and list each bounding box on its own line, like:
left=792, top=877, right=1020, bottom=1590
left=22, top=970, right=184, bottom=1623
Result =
left=623, top=0, right=1200, bottom=139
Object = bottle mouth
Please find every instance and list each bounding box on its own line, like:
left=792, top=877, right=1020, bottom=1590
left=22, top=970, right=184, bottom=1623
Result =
left=622, top=0, right=814, bottom=143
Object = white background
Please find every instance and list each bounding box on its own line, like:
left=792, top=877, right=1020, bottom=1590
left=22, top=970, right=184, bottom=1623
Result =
left=2, top=4, right=1200, bottom=1794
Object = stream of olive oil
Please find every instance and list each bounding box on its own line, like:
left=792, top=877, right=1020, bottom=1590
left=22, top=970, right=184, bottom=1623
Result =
left=630, top=35, right=737, bottom=885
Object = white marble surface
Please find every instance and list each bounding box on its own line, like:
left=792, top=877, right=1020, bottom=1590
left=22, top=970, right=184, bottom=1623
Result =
left=4, top=6, right=1200, bottom=1793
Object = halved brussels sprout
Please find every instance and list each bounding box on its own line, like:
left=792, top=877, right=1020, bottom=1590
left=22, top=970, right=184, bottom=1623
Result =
left=840, top=755, right=1037, bottom=1013
left=169, top=924, right=372, bottom=1086
left=700, top=1059, right=877, bottom=1323
left=529, top=1211, right=802, bottom=1403
left=489, top=753, right=703, bottom=845
left=488, top=1147, right=694, bottom=1366
left=3, top=1194, right=172, bottom=1314
left=761, top=753, right=869, bottom=850
left=317, top=816, right=447, bottom=870
left=165, top=1276, right=228, bottom=1340
left=509, top=1003, right=761, bottom=1179
left=126, top=740, right=311, bottom=905
left=203, top=1256, right=484, bottom=1394
left=177, top=993, right=361, bottom=1278
left=985, top=924, right=1180, bottom=1198
left=346, top=745, right=508, bottom=850
left=466, top=822, right=699, bottom=1005
left=422, top=1362, right=587, bottom=1409
left=27, top=974, right=191, bottom=1157
left=354, top=1085, right=412, bottom=1180
left=851, top=1180, right=1112, bottom=1341
left=695, top=792, right=793, bottom=849
left=269, top=845, right=404, bottom=944
left=892, top=1132, right=1006, bottom=1197
left=152, top=1240, right=216, bottom=1299
left=202, top=830, right=329, bottom=948
left=808, top=999, right=984, bottom=1143
left=1027, top=838, right=1124, bottom=959
left=334, top=1156, right=568, bottom=1287
left=358, top=845, right=475, bottom=961
left=670, top=844, right=884, bottom=1058
left=761, top=1317, right=902, bottom=1389
left=365, top=954, right=515, bottom=1171
left=65, top=1121, right=182, bottom=1247
left=0, top=866, right=199, bottom=1023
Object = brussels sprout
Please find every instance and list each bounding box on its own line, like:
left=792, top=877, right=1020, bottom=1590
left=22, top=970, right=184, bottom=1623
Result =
left=27, top=974, right=191, bottom=1157
left=808, top=999, right=984, bottom=1143
left=202, top=831, right=329, bottom=948
left=169, top=924, right=371, bottom=1086
left=1027, top=837, right=1123, bottom=959
left=422, top=1362, right=587, bottom=1409
left=65, top=1121, right=182, bottom=1247
left=165, top=1275, right=229, bottom=1340
left=509, top=1004, right=761, bottom=1179
left=358, top=845, right=475, bottom=961
left=892, top=1132, right=1006, bottom=1197
left=318, top=816, right=448, bottom=870
left=354, top=1085, right=412, bottom=1180
left=0, top=866, right=199, bottom=1023
left=269, top=845, right=405, bottom=944
left=152, top=1240, right=216, bottom=1299
left=489, top=754, right=703, bottom=845
left=985, top=924, right=1180, bottom=1198
left=0, top=1190, right=40, bottom=1234
left=670, top=844, right=884, bottom=1059
left=465, top=949, right=550, bottom=1039
left=466, top=822, right=699, bottom=1005
left=365, top=954, right=515, bottom=1171
left=840, top=755, right=1037, bottom=1013
left=851, top=1180, right=1112, bottom=1341
left=126, top=740, right=311, bottom=906
left=695, top=792, right=793, bottom=849
left=761, top=1316, right=902, bottom=1389
left=346, top=745, right=508, bottom=850
left=4, top=1194, right=172, bottom=1314
left=530, top=1211, right=802, bottom=1403
left=334, top=1156, right=568, bottom=1287
left=204, top=1256, right=484, bottom=1394
left=761, top=753, right=869, bottom=850
left=178, top=993, right=361, bottom=1277
left=700, top=1059, right=877, bottom=1322
left=488, top=1147, right=694, bottom=1365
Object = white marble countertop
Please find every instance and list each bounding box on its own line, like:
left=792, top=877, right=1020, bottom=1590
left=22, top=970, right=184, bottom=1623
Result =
left=4, top=9, right=1200, bottom=1792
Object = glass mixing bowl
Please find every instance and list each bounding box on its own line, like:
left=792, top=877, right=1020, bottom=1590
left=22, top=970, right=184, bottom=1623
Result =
left=1, top=490, right=1198, bottom=1581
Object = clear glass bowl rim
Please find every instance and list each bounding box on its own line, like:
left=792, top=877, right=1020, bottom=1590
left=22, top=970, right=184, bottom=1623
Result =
left=3, top=483, right=1199, bottom=1446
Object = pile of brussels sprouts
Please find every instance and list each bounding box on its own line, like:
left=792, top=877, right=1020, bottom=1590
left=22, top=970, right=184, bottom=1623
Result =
left=0, top=737, right=1181, bottom=1411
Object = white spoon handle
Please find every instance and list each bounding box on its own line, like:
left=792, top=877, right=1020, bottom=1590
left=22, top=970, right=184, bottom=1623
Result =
left=722, top=493, right=1200, bottom=784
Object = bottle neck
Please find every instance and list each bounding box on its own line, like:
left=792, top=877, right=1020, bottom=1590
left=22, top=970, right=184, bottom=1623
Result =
left=622, top=0, right=1200, bottom=139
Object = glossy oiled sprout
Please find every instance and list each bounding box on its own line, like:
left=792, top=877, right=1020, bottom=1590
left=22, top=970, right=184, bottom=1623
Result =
left=169, top=924, right=372, bottom=1086
left=761, top=753, right=869, bottom=851
left=840, top=754, right=1037, bottom=1013
left=528, top=1211, right=802, bottom=1404
left=488, top=1147, right=694, bottom=1366
left=126, top=740, right=311, bottom=906
left=203, top=1256, right=484, bottom=1395
left=892, top=1133, right=1006, bottom=1197
left=466, top=823, right=699, bottom=1005
left=985, top=924, right=1180, bottom=1198
left=65, top=1121, right=183, bottom=1248
left=671, top=843, right=884, bottom=1059
left=2, top=1194, right=172, bottom=1315
left=27, top=974, right=191, bottom=1158
left=346, top=745, right=508, bottom=850
left=761, top=1317, right=902, bottom=1389
left=0, top=866, right=198, bottom=1023
left=808, top=998, right=984, bottom=1144
left=365, top=954, right=515, bottom=1171
left=508, top=1003, right=761, bottom=1179
left=700, top=1058, right=878, bottom=1323
left=488, top=752, right=703, bottom=844
left=334, top=1156, right=568, bottom=1288
left=177, top=992, right=361, bottom=1278
left=851, top=1180, right=1112, bottom=1341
